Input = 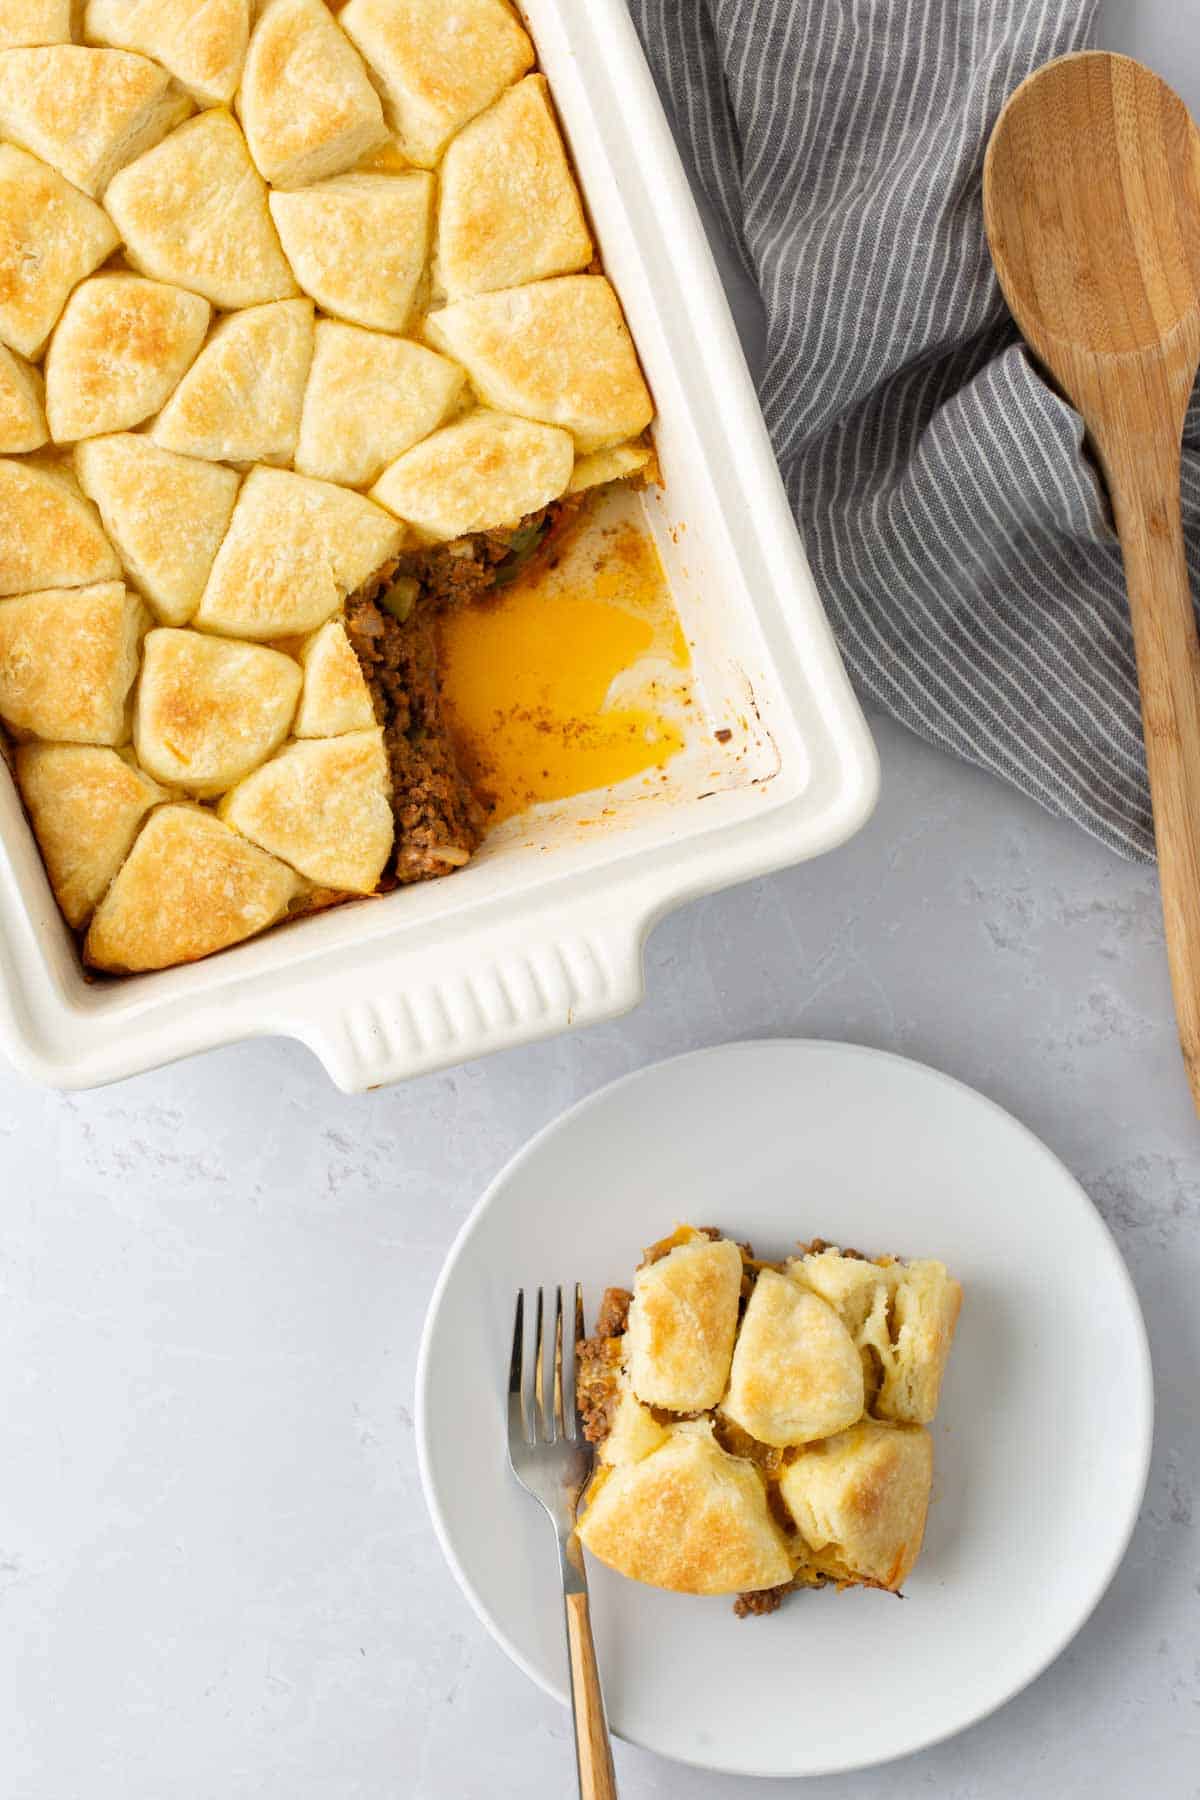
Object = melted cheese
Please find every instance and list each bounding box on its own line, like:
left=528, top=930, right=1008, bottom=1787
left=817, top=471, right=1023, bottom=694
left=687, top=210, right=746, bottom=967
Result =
left=437, top=506, right=689, bottom=822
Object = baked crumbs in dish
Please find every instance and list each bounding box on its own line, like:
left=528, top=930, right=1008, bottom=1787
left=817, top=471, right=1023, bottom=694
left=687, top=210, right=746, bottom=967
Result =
left=0, top=0, right=671, bottom=973
left=576, top=1224, right=962, bottom=1614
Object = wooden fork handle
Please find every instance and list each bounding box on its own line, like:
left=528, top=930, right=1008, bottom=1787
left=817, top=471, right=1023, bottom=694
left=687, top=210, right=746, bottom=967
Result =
left=1105, top=422, right=1200, bottom=1114
left=565, top=1589, right=618, bottom=1799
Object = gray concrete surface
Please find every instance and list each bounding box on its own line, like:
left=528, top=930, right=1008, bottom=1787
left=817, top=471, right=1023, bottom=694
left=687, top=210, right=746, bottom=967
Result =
left=2, top=711, right=1196, bottom=1798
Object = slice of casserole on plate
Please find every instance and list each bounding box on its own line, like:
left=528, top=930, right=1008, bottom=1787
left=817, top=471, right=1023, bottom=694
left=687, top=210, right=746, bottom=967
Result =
left=576, top=1225, right=962, bottom=1614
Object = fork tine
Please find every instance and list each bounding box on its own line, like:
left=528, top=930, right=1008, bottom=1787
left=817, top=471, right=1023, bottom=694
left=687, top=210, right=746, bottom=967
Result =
left=573, top=1282, right=585, bottom=1437
left=552, top=1286, right=566, bottom=1441
left=533, top=1286, right=547, bottom=1444
left=508, top=1289, right=527, bottom=1446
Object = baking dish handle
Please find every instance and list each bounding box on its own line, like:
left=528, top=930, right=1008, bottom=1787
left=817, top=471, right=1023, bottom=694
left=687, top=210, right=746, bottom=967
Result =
left=291, top=895, right=657, bottom=1092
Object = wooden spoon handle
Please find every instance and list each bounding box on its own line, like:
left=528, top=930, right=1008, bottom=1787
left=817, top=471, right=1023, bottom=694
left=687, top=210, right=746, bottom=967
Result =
left=565, top=1589, right=618, bottom=1799
left=1108, top=443, right=1200, bottom=1111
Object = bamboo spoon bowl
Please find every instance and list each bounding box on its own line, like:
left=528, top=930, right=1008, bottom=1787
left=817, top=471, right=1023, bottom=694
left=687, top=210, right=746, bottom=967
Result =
left=984, top=51, right=1200, bottom=1113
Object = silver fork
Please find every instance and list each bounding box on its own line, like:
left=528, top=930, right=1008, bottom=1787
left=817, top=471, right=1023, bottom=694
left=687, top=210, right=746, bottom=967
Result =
left=507, top=1285, right=618, bottom=1800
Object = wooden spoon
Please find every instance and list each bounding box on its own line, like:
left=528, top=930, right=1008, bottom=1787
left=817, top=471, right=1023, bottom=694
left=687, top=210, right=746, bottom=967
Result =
left=984, top=51, right=1200, bottom=1113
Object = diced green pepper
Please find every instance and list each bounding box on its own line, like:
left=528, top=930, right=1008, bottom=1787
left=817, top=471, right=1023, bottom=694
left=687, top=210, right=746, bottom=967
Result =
left=379, top=575, right=419, bottom=622
left=493, top=518, right=551, bottom=587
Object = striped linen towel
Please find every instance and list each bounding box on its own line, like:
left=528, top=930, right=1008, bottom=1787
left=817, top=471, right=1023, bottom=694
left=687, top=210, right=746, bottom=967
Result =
left=628, top=0, right=1200, bottom=861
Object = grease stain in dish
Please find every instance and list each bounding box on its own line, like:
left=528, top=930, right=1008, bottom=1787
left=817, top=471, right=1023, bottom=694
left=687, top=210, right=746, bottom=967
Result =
left=438, top=500, right=692, bottom=824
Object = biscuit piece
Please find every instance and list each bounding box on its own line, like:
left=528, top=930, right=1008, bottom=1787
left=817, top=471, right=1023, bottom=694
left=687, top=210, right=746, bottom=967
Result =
left=0, top=344, right=47, bottom=453
left=624, top=1236, right=743, bottom=1414
left=0, top=46, right=191, bottom=198
left=790, top=1248, right=963, bottom=1425
left=74, top=434, right=239, bottom=626
left=15, top=743, right=167, bottom=927
left=777, top=1420, right=934, bottom=1591
left=134, top=627, right=302, bottom=795
left=104, top=110, right=298, bottom=310
left=369, top=409, right=572, bottom=543
left=0, top=580, right=145, bottom=743
left=269, top=172, right=431, bottom=333
left=0, top=2, right=72, bottom=48
left=578, top=1423, right=793, bottom=1596
left=567, top=442, right=652, bottom=495
left=0, top=458, right=120, bottom=597
left=45, top=276, right=211, bottom=443
left=84, top=0, right=249, bottom=107
left=597, top=1386, right=669, bottom=1469
left=294, top=321, right=463, bottom=488
left=294, top=620, right=376, bottom=737
left=340, top=0, right=533, bottom=168
left=0, top=143, right=119, bottom=358
left=720, top=1270, right=865, bottom=1449
left=84, top=803, right=302, bottom=971
left=239, top=0, right=387, bottom=189
left=150, top=299, right=314, bottom=465
left=196, top=465, right=403, bottom=639
left=424, top=277, right=653, bottom=454
left=436, top=77, right=591, bottom=299
left=221, top=728, right=392, bottom=892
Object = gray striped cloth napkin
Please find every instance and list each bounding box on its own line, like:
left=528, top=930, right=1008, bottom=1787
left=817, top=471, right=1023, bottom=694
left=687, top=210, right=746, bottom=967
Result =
left=628, top=0, right=1200, bottom=861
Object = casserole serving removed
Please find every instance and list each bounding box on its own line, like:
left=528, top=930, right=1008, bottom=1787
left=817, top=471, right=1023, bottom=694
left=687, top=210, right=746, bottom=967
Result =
left=0, top=0, right=877, bottom=1090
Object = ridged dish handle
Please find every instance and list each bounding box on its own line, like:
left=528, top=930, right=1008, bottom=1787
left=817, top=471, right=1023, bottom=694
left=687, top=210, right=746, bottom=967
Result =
left=294, top=898, right=653, bottom=1092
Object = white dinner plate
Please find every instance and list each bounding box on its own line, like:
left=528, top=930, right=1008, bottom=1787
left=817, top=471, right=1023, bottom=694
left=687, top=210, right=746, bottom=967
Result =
left=415, top=1040, right=1153, bottom=1778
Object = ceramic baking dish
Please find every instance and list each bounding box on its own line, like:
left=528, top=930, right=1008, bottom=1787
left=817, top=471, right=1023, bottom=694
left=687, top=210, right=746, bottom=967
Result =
left=0, top=0, right=878, bottom=1092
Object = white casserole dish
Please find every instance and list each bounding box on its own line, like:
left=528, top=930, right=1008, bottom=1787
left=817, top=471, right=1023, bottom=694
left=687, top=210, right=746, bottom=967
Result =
left=0, top=0, right=878, bottom=1093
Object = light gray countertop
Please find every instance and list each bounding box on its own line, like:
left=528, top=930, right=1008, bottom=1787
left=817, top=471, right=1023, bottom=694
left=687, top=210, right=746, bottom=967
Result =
left=2, top=3, right=1197, bottom=1796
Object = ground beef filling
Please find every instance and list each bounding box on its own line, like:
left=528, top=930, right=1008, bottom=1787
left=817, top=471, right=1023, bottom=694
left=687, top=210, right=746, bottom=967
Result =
left=735, top=1576, right=799, bottom=1618
left=594, top=1285, right=632, bottom=1338
left=343, top=502, right=578, bottom=884
left=401, top=499, right=578, bottom=610
left=344, top=579, right=484, bottom=884
left=576, top=1286, right=631, bottom=1445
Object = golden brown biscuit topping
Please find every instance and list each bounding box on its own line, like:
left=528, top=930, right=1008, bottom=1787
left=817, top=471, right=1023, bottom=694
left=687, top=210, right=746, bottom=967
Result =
left=0, top=3, right=655, bottom=972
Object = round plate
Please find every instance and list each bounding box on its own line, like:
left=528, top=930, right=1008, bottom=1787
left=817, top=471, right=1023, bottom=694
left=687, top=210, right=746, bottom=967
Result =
left=415, top=1041, right=1153, bottom=1778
